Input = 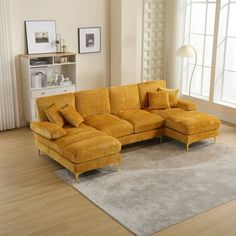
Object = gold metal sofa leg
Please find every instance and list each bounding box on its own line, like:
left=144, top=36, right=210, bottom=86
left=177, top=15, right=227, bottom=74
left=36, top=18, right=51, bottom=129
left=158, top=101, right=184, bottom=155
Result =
left=214, top=137, right=216, bottom=143
left=186, top=143, right=190, bottom=152
left=75, top=173, right=80, bottom=182
left=113, top=163, right=119, bottom=171
left=38, top=149, right=41, bottom=156
left=160, top=136, right=163, bottom=143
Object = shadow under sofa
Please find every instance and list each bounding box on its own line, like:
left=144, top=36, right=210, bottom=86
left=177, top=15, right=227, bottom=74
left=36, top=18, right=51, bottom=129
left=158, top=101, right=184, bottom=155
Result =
left=30, top=80, right=220, bottom=180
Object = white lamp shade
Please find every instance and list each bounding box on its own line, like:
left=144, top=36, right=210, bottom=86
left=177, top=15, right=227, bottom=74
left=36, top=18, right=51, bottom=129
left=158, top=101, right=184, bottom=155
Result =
left=176, top=45, right=195, bottom=58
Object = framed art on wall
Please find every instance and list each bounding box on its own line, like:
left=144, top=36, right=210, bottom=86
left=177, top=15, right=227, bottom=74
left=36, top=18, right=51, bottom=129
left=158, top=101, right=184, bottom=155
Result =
left=25, top=20, right=56, bottom=54
left=78, top=27, right=101, bottom=54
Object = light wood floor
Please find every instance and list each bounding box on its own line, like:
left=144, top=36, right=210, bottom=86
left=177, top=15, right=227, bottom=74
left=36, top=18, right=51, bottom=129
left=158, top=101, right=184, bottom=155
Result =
left=0, top=122, right=235, bottom=236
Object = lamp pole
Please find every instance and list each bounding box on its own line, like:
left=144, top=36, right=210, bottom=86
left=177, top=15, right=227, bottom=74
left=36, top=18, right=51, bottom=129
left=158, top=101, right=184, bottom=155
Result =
left=188, top=46, right=197, bottom=98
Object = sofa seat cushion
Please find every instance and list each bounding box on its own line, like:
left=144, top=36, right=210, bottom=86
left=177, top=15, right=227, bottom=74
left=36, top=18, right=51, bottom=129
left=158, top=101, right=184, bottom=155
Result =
left=165, top=111, right=221, bottom=135
left=35, top=124, right=121, bottom=164
left=148, top=108, right=186, bottom=119
left=117, top=109, right=164, bottom=133
left=84, top=114, right=133, bottom=138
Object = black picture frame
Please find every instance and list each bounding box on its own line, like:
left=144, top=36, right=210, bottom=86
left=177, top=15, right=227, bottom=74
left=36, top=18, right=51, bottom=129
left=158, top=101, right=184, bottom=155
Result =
left=78, top=27, right=101, bottom=54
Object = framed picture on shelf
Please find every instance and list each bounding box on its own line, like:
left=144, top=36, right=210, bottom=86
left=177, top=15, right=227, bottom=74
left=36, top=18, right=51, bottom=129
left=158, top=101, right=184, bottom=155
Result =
left=25, top=20, right=56, bottom=54
left=78, top=27, right=101, bottom=54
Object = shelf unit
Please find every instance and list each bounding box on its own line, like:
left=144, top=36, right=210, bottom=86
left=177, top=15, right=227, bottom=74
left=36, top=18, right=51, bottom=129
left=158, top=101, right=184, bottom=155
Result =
left=20, top=52, right=78, bottom=122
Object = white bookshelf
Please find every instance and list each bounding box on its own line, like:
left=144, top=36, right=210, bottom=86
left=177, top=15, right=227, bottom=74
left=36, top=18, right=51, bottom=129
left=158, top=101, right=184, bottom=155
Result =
left=20, top=52, right=78, bottom=122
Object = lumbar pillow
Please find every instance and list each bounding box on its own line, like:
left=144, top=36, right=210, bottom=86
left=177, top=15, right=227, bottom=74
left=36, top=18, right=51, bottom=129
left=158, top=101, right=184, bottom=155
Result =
left=44, top=103, right=65, bottom=127
left=30, top=122, right=67, bottom=140
left=158, top=88, right=179, bottom=107
left=60, top=104, right=84, bottom=127
left=148, top=91, right=170, bottom=109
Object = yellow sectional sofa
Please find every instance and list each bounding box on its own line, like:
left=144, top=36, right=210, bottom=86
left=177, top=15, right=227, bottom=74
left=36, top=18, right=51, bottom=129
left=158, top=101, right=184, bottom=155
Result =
left=30, top=80, right=220, bottom=179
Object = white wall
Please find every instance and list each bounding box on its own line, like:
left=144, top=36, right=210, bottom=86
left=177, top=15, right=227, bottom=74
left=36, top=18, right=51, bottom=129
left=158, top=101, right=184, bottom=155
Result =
left=110, top=0, right=142, bottom=86
left=164, top=0, right=182, bottom=89
left=110, top=0, right=122, bottom=86
left=121, top=0, right=142, bottom=85
left=9, top=0, right=110, bottom=125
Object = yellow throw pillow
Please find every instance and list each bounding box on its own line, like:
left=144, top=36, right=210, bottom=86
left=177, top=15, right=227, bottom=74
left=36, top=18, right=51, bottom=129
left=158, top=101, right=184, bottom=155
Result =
left=159, top=88, right=179, bottom=107
left=60, top=104, right=84, bottom=127
left=45, top=103, right=65, bottom=127
left=30, top=122, right=67, bottom=140
left=148, top=91, right=170, bottom=110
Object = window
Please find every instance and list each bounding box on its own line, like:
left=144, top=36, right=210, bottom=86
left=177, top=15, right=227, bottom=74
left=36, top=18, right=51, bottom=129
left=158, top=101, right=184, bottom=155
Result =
left=214, top=0, right=236, bottom=106
left=181, top=0, right=236, bottom=108
left=182, top=0, right=216, bottom=99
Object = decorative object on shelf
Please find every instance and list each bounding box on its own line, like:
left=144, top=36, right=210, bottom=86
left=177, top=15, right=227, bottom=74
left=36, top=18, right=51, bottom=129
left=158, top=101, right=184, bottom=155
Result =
left=40, top=72, right=48, bottom=87
left=60, top=56, right=68, bottom=63
left=25, top=20, right=57, bottom=54
left=63, top=77, right=72, bottom=86
left=31, top=73, right=41, bottom=88
left=55, top=34, right=67, bottom=53
left=20, top=52, right=77, bottom=122
left=30, top=58, right=50, bottom=66
left=78, top=27, right=101, bottom=54
left=54, top=56, right=68, bottom=63
left=31, top=72, right=47, bottom=88
left=60, top=39, right=67, bottom=53
left=176, top=45, right=197, bottom=98
left=55, top=34, right=61, bottom=53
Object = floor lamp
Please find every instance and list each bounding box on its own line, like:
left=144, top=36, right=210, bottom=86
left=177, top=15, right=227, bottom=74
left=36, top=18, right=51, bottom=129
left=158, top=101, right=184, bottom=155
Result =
left=176, top=45, right=197, bottom=98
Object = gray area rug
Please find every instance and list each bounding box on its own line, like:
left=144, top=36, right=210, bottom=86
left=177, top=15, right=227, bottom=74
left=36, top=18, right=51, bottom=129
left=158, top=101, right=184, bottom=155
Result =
left=57, top=140, right=236, bottom=236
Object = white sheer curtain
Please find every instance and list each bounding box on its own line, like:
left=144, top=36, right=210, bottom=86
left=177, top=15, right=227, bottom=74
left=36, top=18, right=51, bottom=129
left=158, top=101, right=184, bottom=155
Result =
left=0, top=0, right=20, bottom=131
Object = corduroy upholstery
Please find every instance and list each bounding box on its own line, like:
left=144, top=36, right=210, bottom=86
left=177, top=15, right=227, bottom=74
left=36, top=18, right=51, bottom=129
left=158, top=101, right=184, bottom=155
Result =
left=84, top=114, right=133, bottom=138
left=60, top=104, right=84, bottom=127
left=75, top=88, right=110, bottom=118
left=165, top=111, right=221, bottom=135
left=138, top=80, right=167, bottom=109
left=31, top=122, right=67, bottom=140
left=117, top=109, right=164, bottom=133
left=148, top=91, right=170, bottom=110
left=148, top=108, right=186, bottom=119
left=109, top=84, right=140, bottom=114
left=34, top=124, right=121, bottom=164
left=36, top=93, right=75, bottom=121
left=176, top=99, right=198, bottom=111
left=158, top=88, right=179, bottom=107
left=44, top=103, right=65, bottom=127
left=31, top=80, right=220, bottom=178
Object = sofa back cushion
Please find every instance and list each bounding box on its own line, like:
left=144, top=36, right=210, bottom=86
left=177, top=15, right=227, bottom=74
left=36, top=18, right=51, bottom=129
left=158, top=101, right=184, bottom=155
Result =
left=36, top=93, right=75, bottom=121
left=109, top=84, right=140, bottom=114
left=138, top=80, right=167, bottom=109
left=75, top=88, right=110, bottom=118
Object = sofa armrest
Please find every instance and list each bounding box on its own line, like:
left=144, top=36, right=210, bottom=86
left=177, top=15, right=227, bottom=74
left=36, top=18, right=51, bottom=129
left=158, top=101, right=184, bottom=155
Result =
left=30, top=122, right=67, bottom=140
left=176, top=99, right=197, bottom=111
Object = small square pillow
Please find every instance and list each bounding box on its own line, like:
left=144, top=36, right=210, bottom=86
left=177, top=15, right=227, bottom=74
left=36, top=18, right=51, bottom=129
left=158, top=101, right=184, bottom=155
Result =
left=60, top=104, right=84, bottom=127
left=148, top=91, right=170, bottom=110
left=158, top=88, right=179, bottom=107
left=45, top=103, right=65, bottom=127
